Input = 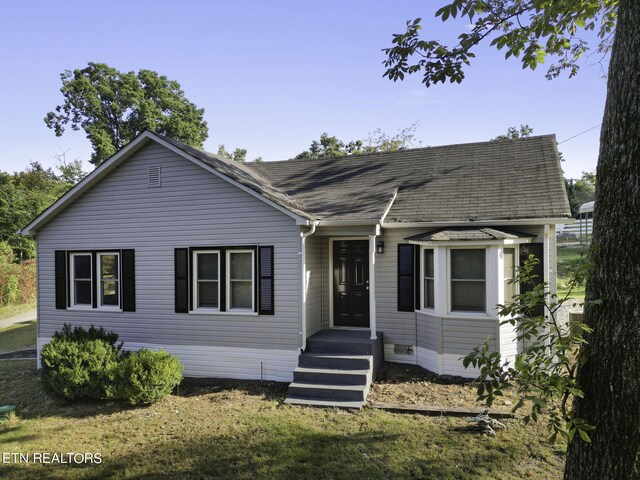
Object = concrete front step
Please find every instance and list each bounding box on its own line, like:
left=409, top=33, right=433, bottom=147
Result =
left=287, top=382, right=367, bottom=402
left=283, top=397, right=365, bottom=409
left=306, top=338, right=375, bottom=355
left=298, top=353, right=372, bottom=370
left=292, top=367, right=369, bottom=386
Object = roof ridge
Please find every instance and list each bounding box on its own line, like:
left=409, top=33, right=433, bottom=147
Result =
left=256, top=134, right=558, bottom=165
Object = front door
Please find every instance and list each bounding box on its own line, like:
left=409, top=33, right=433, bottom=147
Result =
left=333, top=240, right=370, bottom=327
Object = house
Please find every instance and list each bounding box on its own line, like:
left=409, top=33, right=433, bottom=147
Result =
left=21, top=131, right=571, bottom=407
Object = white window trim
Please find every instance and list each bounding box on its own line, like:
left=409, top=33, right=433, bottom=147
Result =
left=97, top=252, right=121, bottom=310
left=448, top=246, right=488, bottom=315
left=69, top=252, right=93, bottom=309
left=420, top=247, right=436, bottom=311
left=226, top=249, right=255, bottom=312
left=501, top=245, right=520, bottom=305
left=192, top=250, right=221, bottom=313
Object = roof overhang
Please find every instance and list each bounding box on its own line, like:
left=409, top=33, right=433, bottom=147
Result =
left=405, top=227, right=536, bottom=247
left=20, top=131, right=311, bottom=235
left=382, top=217, right=574, bottom=229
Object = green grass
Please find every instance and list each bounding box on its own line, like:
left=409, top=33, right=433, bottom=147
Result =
left=557, top=245, right=589, bottom=300
left=0, top=360, right=565, bottom=479
left=0, top=303, right=36, bottom=321
left=0, top=321, right=37, bottom=353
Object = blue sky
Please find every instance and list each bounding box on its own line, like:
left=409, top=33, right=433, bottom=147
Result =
left=0, top=1, right=607, bottom=178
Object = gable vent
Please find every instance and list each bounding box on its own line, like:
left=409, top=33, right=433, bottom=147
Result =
left=148, top=165, right=161, bottom=188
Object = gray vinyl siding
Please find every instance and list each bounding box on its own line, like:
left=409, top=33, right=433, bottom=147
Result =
left=375, top=227, right=428, bottom=347
left=305, top=235, right=323, bottom=336
left=37, top=142, right=301, bottom=350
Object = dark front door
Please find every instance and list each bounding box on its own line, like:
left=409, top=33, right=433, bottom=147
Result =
left=333, top=240, right=370, bottom=327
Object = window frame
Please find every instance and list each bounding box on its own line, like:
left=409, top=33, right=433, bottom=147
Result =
left=69, top=252, right=93, bottom=309
left=226, top=249, right=255, bottom=312
left=192, top=249, right=221, bottom=312
left=97, top=251, right=121, bottom=310
left=448, top=247, right=487, bottom=314
left=502, top=246, right=519, bottom=305
left=421, top=247, right=435, bottom=310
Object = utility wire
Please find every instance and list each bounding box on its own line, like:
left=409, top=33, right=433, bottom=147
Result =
left=558, top=123, right=602, bottom=144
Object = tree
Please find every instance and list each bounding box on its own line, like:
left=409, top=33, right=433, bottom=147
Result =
left=0, top=162, right=72, bottom=259
left=493, top=124, right=534, bottom=140
left=293, top=123, right=420, bottom=159
left=216, top=145, right=248, bottom=163
left=566, top=171, right=597, bottom=217
left=45, top=62, right=209, bottom=166
left=383, top=2, right=640, bottom=479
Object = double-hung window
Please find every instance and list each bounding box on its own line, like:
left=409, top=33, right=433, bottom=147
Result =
left=98, top=252, right=120, bottom=308
left=423, top=249, right=435, bottom=309
left=503, top=248, right=517, bottom=304
left=70, top=253, right=92, bottom=307
left=193, top=250, right=220, bottom=310
left=69, top=251, right=123, bottom=309
left=189, top=248, right=256, bottom=313
left=227, top=250, right=254, bottom=311
left=450, top=249, right=486, bottom=312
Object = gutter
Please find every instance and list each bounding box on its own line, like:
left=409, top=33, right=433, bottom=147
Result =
left=300, top=221, right=319, bottom=351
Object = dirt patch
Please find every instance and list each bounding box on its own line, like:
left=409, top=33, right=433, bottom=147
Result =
left=370, top=362, right=515, bottom=409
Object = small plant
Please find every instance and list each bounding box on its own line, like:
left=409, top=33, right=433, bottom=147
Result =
left=463, top=254, right=595, bottom=443
left=115, top=349, right=183, bottom=405
left=41, top=325, right=121, bottom=400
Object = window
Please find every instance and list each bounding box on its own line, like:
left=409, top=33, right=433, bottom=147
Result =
left=503, top=248, right=516, bottom=304
left=450, top=249, right=486, bottom=312
left=188, top=248, right=257, bottom=313
left=423, top=249, right=434, bottom=308
left=193, top=251, right=220, bottom=310
left=98, top=253, right=120, bottom=308
left=70, top=253, right=92, bottom=306
left=227, top=250, right=254, bottom=310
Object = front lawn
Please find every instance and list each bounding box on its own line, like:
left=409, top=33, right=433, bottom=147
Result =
left=0, top=321, right=36, bottom=353
left=0, top=360, right=565, bottom=479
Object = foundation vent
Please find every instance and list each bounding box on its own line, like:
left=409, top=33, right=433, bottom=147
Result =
left=148, top=165, right=161, bottom=188
left=394, top=344, right=414, bottom=355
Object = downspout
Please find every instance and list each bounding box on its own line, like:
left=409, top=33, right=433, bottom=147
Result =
left=300, top=221, right=318, bottom=351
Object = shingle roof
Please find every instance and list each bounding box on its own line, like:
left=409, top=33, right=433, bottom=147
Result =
left=249, top=135, right=571, bottom=223
left=405, top=227, right=536, bottom=242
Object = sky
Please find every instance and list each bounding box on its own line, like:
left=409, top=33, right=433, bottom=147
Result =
left=0, top=1, right=608, bottom=179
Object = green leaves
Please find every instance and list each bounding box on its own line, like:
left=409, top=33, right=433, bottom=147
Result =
left=462, top=254, right=595, bottom=444
left=383, top=1, right=618, bottom=87
left=45, top=62, right=209, bottom=166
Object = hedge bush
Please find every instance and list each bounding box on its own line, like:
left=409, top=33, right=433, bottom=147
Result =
left=41, top=324, right=183, bottom=405
left=115, top=349, right=184, bottom=405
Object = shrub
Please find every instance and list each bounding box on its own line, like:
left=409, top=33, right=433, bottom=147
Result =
left=115, top=349, right=184, bottom=405
left=41, top=325, right=183, bottom=405
left=41, top=324, right=121, bottom=400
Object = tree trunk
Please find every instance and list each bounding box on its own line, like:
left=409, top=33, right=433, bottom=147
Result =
left=564, top=1, right=640, bottom=478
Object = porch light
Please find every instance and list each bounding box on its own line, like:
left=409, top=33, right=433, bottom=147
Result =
left=376, top=240, right=384, bottom=254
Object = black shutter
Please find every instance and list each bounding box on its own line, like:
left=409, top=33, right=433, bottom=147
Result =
left=121, top=249, right=136, bottom=312
left=414, top=244, right=421, bottom=310
left=55, top=250, right=67, bottom=309
left=397, top=244, right=415, bottom=312
left=91, top=252, right=97, bottom=308
left=219, top=250, right=226, bottom=312
left=258, top=246, right=274, bottom=315
left=175, top=248, right=189, bottom=313
left=519, top=243, right=544, bottom=316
